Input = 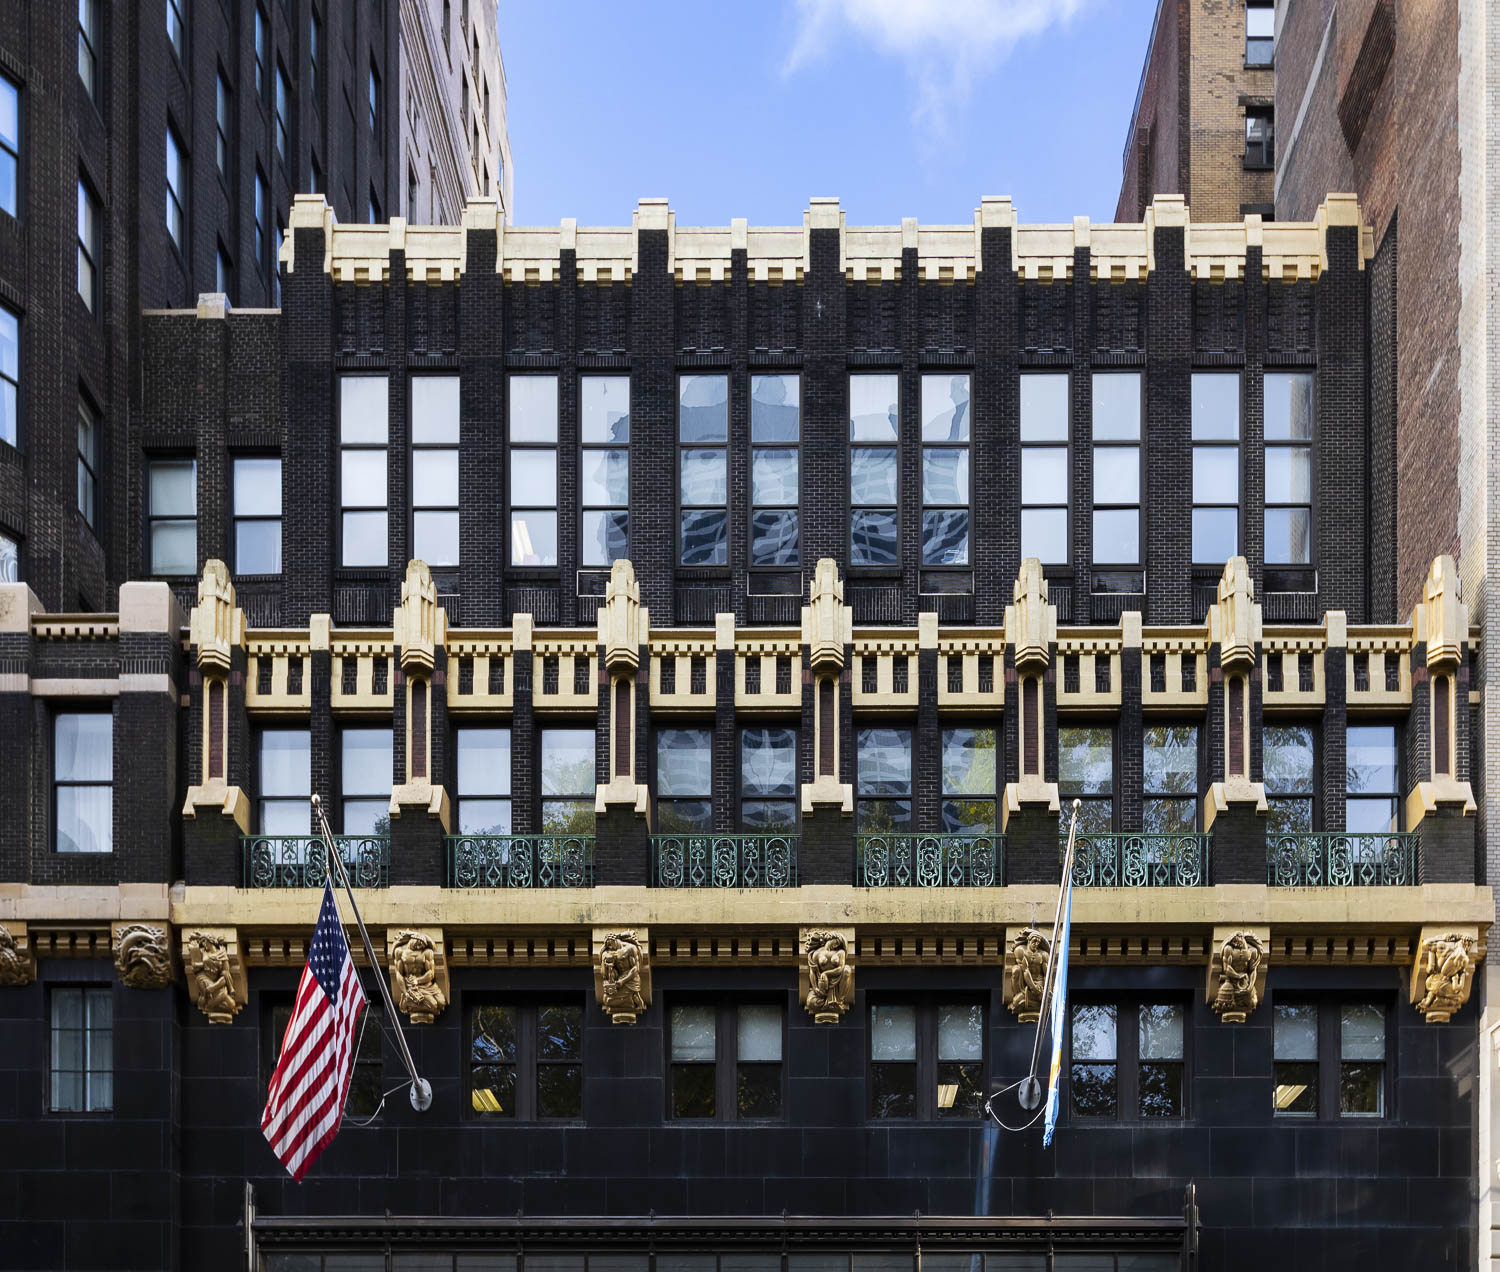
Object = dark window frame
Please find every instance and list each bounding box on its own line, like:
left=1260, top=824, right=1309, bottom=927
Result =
left=254, top=5, right=269, bottom=105
left=164, top=123, right=188, bottom=257
left=507, top=373, right=560, bottom=572
left=1066, top=997, right=1189, bottom=1123
left=867, top=998, right=988, bottom=1121
left=53, top=707, right=114, bottom=854
left=536, top=724, right=596, bottom=835
left=1190, top=371, right=1242, bottom=566
left=1142, top=722, right=1201, bottom=834
left=264, top=995, right=384, bottom=1120
left=848, top=371, right=901, bottom=570
left=1244, top=105, right=1275, bottom=169
left=49, top=984, right=113, bottom=1114
left=467, top=999, right=585, bottom=1122
left=653, top=724, right=714, bottom=834
left=1019, top=371, right=1071, bottom=565
left=667, top=998, right=787, bottom=1123
left=677, top=372, right=731, bottom=569
left=579, top=373, right=631, bottom=569
left=409, top=373, right=461, bottom=570
left=1264, top=720, right=1319, bottom=833
left=1090, top=370, right=1145, bottom=577
left=77, top=392, right=99, bottom=531
left=166, top=0, right=187, bottom=63
left=76, top=175, right=101, bottom=315
left=854, top=721, right=914, bottom=833
left=274, top=61, right=291, bottom=168
left=146, top=454, right=197, bottom=577
left=0, top=300, right=19, bottom=450
left=215, top=70, right=233, bottom=187
left=749, top=372, right=801, bottom=571
left=337, top=373, right=390, bottom=569
left=939, top=723, right=998, bottom=835
left=338, top=724, right=392, bottom=835
left=1245, top=0, right=1275, bottom=68
left=1264, top=370, right=1316, bottom=570
left=1059, top=722, right=1116, bottom=835
left=1273, top=998, right=1391, bottom=1120
left=254, top=725, right=311, bottom=835
left=454, top=724, right=511, bottom=835
left=1345, top=721, right=1403, bottom=834
left=919, top=371, right=972, bottom=571
left=738, top=723, right=799, bottom=833
left=78, top=1, right=101, bottom=103
left=231, top=453, right=283, bottom=576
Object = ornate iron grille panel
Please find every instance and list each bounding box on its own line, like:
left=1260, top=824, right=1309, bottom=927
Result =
left=446, top=836, right=594, bottom=888
left=651, top=835, right=798, bottom=888
left=856, top=834, right=1001, bottom=887
left=242, top=836, right=389, bottom=888
left=1070, top=833, right=1209, bottom=887
left=1268, top=833, right=1417, bottom=886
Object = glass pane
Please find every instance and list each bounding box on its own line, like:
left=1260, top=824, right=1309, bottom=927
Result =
left=1274, top=1003, right=1318, bottom=1060
left=1139, top=1062, right=1182, bottom=1117
left=340, top=377, right=389, bottom=443
left=922, top=510, right=969, bottom=566
left=1265, top=372, right=1314, bottom=441
left=1340, top=1062, right=1383, bottom=1116
left=540, top=799, right=594, bottom=835
left=751, top=510, right=798, bottom=566
left=1021, top=507, right=1068, bottom=564
left=472, top=1005, right=517, bottom=1061
left=341, top=728, right=393, bottom=797
left=470, top=1062, right=516, bottom=1115
left=1071, top=1003, right=1116, bottom=1060
left=510, top=449, right=556, bottom=504
left=1142, top=797, right=1196, bottom=834
left=1246, top=5, right=1275, bottom=37
left=512, top=509, right=557, bottom=567
left=457, top=728, right=510, bottom=798
left=1140, top=1003, right=1184, bottom=1059
left=1346, top=797, right=1398, bottom=834
left=581, top=510, right=629, bottom=565
left=941, top=797, right=994, bottom=833
left=850, top=446, right=899, bottom=506
left=411, top=375, right=460, bottom=444
left=657, top=799, right=712, bottom=832
left=233, top=519, right=280, bottom=574
left=413, top=510, right=459, bottom=566
left=851, top=509, right=898, bottom=565
left=413, top=449, right=459, bottom=507
left=509, top=376, right=558, bottom=443
left=737, top=1063, right=782, bottom=1118
left=671, top=1063, right=715, bottom=1119
left=1264, top=725, right=1315, bottom=795
left=850, top=374, right=899, bottom=440
left=1346, top=725, right=1398, bottom=795
left=149, top=460, right=196, bottom=516
left=751, top=374, right=799, bottom=441
left=752, top=449, right=799, bottom=506
left=538, top=1004, right=582, bottom=1060
left=228, top=458, right=280, bottom=518
left=922, top=374, right=970, bottom=441
left=738, top=1004, right=782, bottom=1061
left=581, top=448, right=630, bottom=506
left=581, top=376, right=630, bottom=442
left=1275, top=1060, right=1318, bottom=1115
left=938, top=1062, right=982, bottom=1118
left=1092, top=372, right=1141, bottom=440
left=1020, top=375, right=1068, bottom=440
left=458, top=798, right=511, bottom=835
left=1092, top=508, right=1140, bottom=564
left=670, top=1005, right=716, bottom=1061
left=1093, top=446, right=1139, bottom=503
left=57, top=784, right=112, bottom=853
left=260, top=730, right=311, bottom=798
left=679, top=374, right=728, bottom=443
left=0, top=531, right=17, bottom=583
left=340, top=449, right=387, bottom=508
left=341, top=798, right=388, bottom=834
left=871, top=1004, right=917, bottom=1060
left=261, top=799, right=311, bottom=836
left=741, top=799, right=797, bottom=833
left=342, top=510, right=388, bottom=567
left=679, top=448, right=726, bottom=506
left=1193, top=445, right=1239, bottom=502
left=1059, top=727, right=1113, bottom=794
left=1022, top=446, right=1068, bottom=503
left=938, top=1003, right=983, bottom=1060
left=1341, top=1004, right=1385, bottom=1060
left=742, top=728, right=796, bottom=797
left=922, top=449, right=969, bottom=506
left=680, top=509, right=727, bottom=565
left=1192, top=508, right=1238, bottom=563
left=1143, top=725, right=1197, bottom=795
left=1266, top=796, right=1314, bottom=836
left=858, top=727, right=912, bottom=796
left=656, top=728, right=712, bottom=797
left=0, top=74, right=15, bottom=149
left=1191, top=373, right=1240, bottom=440
left=56, top=712, right=112, bottom=780
left=541, top=730, right=595, bottom=797
left=941, top=727, right=995, bottom=797
left=1265, top=445, right=1312, bottom=502
left=1070, top=1063, right=1116, bottom=1117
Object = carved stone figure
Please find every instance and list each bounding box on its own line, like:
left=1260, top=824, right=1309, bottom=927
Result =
left=1007, top=927, right=1052, bottom=1023
left=184, top=932, right=243, bottom=1023
left=1414, top=932, right=1475, bottom=1023
left=0, top=923, right=34, bottom=988
left=390, top=930, right=447, bottom=1024
left=113, top=923, right=173, bottom=990
left=804, top=930, right=854, bottom=1023
left=1210, top=931, right=1265, bottom=1023
left=598, top=931, right=647, bottom=1024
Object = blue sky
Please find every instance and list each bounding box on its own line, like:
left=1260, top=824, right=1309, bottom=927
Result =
left=498, top=0, right=1155, bottom=228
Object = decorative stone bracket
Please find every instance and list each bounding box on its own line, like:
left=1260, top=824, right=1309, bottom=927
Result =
left=184, top=560, right=251, bottom=832
left=1003, top=560, right=1060, bottom=824
left=1005, top=925, right=1052, bottom=1023
left=387, top=928, right=449, bottom=1024
left=802, top=561, right=854, bottom=815
left=182, top=928, right=248, bottom=1023
left=1206, top=926, right=1268, bottom=1023
left=0, top=922, right=35, bottom=987
left=800, top=927, right=855, bottom=1024
left=112, top=922, right=175, bottom=989
left=1411, top=925, right=1478, bottom=1023
left=593, top=928, right=651, bottom=1024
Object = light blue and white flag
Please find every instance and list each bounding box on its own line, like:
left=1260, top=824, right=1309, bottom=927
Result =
left=1041, top=851, right=1075, bottom=1148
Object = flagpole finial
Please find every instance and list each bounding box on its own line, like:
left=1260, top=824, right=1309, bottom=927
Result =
left=311, top=793, right=322, bottom=814
left=1072, top=798, right=1081, bottom=812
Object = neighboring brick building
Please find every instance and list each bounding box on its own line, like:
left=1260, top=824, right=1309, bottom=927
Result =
left=0, top=192, right=1489, bottom=1270
left=1115, top=0, right=1277, bottom=223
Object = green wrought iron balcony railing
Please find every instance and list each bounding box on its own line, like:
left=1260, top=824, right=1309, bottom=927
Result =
left=1070, top=833, right=1210, bottom=887
left=856, top=833, right=1002, bottom=886
left=651, top=834, right=798, bottom=888
left=242, top=836, right=390, bottom=888
left=1268, top=832, right=1418, bottom=886
left=446, top=835, right=594, bottom=888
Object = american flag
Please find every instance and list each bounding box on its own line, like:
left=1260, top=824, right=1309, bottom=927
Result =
left=261, top=880, right=369, bottom=1180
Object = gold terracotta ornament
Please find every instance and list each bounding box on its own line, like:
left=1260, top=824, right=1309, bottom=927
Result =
left=1207, top=929, right=1267, bottom=1024
left=388, top=929, right=449, bottom=1024
left=593, top=929, right=651, bottom=1024
left=183, top=930, right=247, bottom=1024
left=801, top=928, right=854, bottom=1024
left=1411, top=928, right=1478, bottom=1024
left=1006, top=927, right=1052, bottom=1024
left=0, top=923, right=35, bottom=988
left=112, top=922, right=174, bottom=990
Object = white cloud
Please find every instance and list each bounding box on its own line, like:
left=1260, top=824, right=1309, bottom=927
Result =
left=784, top=0, right=1090, bottom=135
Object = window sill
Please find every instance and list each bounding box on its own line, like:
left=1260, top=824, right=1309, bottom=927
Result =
left=1242, top=162, right=1275, bottom=172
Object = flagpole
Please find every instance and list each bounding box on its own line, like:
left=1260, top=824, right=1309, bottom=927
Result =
left=311, top=793, right=433, bottom=1112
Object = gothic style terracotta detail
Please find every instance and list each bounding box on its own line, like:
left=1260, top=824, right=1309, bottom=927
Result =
left=1212, top=556, right=1259, bottom=671
left=1006, top=927, right=1052, bottom=1024
left=189, top=559, right=242, bottom=673
left=389, top=929, right=449, bottom=1024
left=396, top=559, right=442, bottom=674
left=0, top=923, right=34, bottom=988
left=1420, top=555, right=1465, bottom=671
left=183, top=931, right=246, bottom=1024
left=113, top=922, right=173, bottom=990
left=600, top=558, right=645, bottom=674
left=801, top=929, right=854, bottom=1024
left=1411, top=930, right=1477, bottom=1024
left=1209, top=931, right=1266, bottom=1023
left=805, top=558, right=849, bottom=674
left=1009, top=559, right=1055, bottom=672
left=594, top=930, right=650, bottom=1024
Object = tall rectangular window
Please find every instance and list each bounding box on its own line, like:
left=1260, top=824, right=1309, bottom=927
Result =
left=411, top=375, right=460, bottom=566
left=257, top=728, right=310, bottom=834
left=368, top=61, right=380, bottom=136
left=941, top=726, right=995, bottom=833
left=339, top=376, right=388, bottom=567
left=78, top=2, right=100, bottom=101
left=470, top=1003, right=583, bottom=1119
left=166, top=0, right=185, bottom=59
left=656, top=727, right=712, bottom=832
left=1020, top=374, right=1068, bottom=562
left=1245, top=107, right=1275, bottom=168
left=216, top=244, right=232, bottom=296
left=275, top=65, right=290, bottom=165
left=77, top=397, right=98, bottom=529
left=1143, top=724, right=1198, bottom=833
left=309, top=10, right=320, bottom=97
left=254, top=169, right=268, bottom=274
left=856, top=726, right=912, bottom=831
left=147, top=458, right=196, bottom=575
left=0, top=73, right=16, bottom=223
left=1092, top=372, right=1141, bottom=568
left=1264, top=724, right=1315, bottom=833
left=921, top=373, right=971, bottom=565
left=870, top=1002, right=984, bottom=1119
left=1340, top=1004, right=1385, bottom=1116
left=539, top=728, right=594, bottom=834
left=1265, top=372, right=1313, bottom=566
left=216, top=73, right=232, bottom=181
left=678, top=374, right=729, bottom=565
left=1273, top=1002, right=1318, bottom=1116
left=850, top=373, right=899, bottom=566
left=740, top=727, right=797, bottom=832
left=340, top=727, right=391, bottom=834
left=580, top=375, right=629, bottom=566
left=509, top=376, right=558, bottom=567
left=77, top=178, right=100, bottom=313
left=1191, top=373, right=1240, bottom=563
left=1069, top=1002, right=1117, bottom=1116
left=0, top=303, right=16, bottom=446
left=0, top=530, right=18, bottom=583
left=165, top=126, right=187, bottom=252
left=1059, top=726, right=1113, bottom=834
left=232, top=456, right=281, bottom=574
left=55, top=711, right=112, bottom=853
left=1346, top=725, right=1399, bottom=833
left=1246, top=0, right=1274, bottom=66
left=273, top=218, right=283, bottom=304
left=669, top=1004, right=717, bottom=1118
left=254, top=7, right=268, bottom=101
left=750, top=374, right=799, bottom=567
left=457, top=727, right=510, bottom=834
left=1138, top=1003, right=1186, bottom=1117
left=50, top=987, right=112, bottom=1113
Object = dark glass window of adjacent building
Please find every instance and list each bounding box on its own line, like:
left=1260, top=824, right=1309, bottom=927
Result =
left=669, top=1002, right=783, bottom=1120
left=254, top=6, right=268, bottom=102
left=850, top=373, right=899, bottom=566
left=165, top=126, right=187, bottom=253
left=470, top=1003, right=583, bottom=1118
left=77, top=179, right=100, bottom=313
left=540, top=728, right=594, bottom=834
left=77, top=397, right=98, bottom=529
left=275, top=64, right=290, bottom=165
left=870, top=1002, right=984, bottom=1119
left=1246, top=0, right=1274, bottom=65
left=509, top=375, right=559, bottom=567
left=941, top=726, right=995, bottom=834
left=1264, top=724, right=1315, bottom=833
left=269, top=1000, right=383, bottom=1119
left=1070, top=1002, right=1185, bottom=1119
left=55, top=711, right=112, bottom=853
left=1265, top=371, right=1314, bottom=567
left=368, top=188, right=380, bottom=225
left=339, top=375, right=389, bottom=567
left=456, top=727, right=510, bottom=834
left=1245, top=106, right=1275, bottom=168
left=657, top=727, right=712, bottom=832
left=233, top=456, right=282, bottom=574
left=750, top=374, right=799, bottom=567
left=1059, top=726, right=1113, bottom=834
left=1191, top=373, right=1240, bottom=563
left=411, top=376, right=460, bottom=567
left=580, top=375, right=630, bottom=566
left=921, top=373, right=971, bottom=566
left=340, top=727, right=392, bottom=834
left=147, top=458, right=196, bottom=575
left=1020, top=374, right=1069, bottom=563
left=0, top=303, right=16, bottom=447
left=1274, top=1001, right=1386, bottom=1118
left=679, top=374, right=729, bottom=566
left=216, top=244, right=232, bottom=297
left=255, top=169, right=268, bottom=275
left=1346, top=725, right=1400, bottom=833
left=166, top=0, right=185, bottom=60
left=78, top=2, right=100, bottom=102
left=740, top=727, right=797, bottom=832
left=1142, top=725, right=1198, bottom=833
left=856, top=726, right=912, bottom=831
left=368, top=61, right=380, bottom=136
left=50, top=987, right=112, bottom=1112
left=0, top=74, right=16, bottom=220
left=0, top=531, right=17, bottom=583
left=257, top=728, right=310, bottom=834
left=273, top=218, right=283, bottom=304
left=309, top=9, right=320, bottom=97
left=216, top=74, right=232, bottom=181
left=1092, top=372, right=1142, bottom=572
